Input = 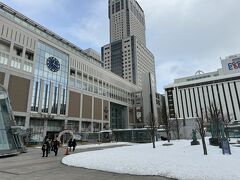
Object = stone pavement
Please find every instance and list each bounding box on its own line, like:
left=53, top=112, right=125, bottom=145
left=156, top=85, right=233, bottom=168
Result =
left=0, top=145, right=175, bottom=180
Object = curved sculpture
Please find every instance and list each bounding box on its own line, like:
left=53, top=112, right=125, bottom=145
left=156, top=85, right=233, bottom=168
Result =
left=0, top=85, right=24, bottom=156
left=57, top=129, right=74, bottom=142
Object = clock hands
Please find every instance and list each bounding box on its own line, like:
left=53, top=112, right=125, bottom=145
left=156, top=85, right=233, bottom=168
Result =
left=46, top=57, right=60, bottom=72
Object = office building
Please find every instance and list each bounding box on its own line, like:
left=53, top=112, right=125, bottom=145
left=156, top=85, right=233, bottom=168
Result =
left=102, top=0, right=157, bottom=122
left=164, top=54, right=240, bottom=138
left=108, top=0, right=146, bottom=45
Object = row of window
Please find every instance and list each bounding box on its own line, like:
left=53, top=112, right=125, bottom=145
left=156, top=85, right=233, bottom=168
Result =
left=167, top=81, right=240, bottom=121
left=31, top=80, right=67, bottom=115
left=0, top=6, right=95, bottom=66
left=0, top=51, right=33, bottom=73
left=69, top=77, right=133, bottom=104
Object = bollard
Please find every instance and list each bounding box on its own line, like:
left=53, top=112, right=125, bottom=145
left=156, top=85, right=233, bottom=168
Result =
left=64, top=147, right=69, bottom=155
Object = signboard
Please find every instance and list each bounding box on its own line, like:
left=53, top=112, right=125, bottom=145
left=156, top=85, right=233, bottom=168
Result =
left=228, top=58, right=240, bottom=71
left=221, top=56, right=240, bottom=75
left=221, top=139, right=231, bottom=155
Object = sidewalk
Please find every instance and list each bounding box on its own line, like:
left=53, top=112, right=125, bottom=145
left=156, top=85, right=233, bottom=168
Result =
left=0, top=145, right=173, bottom=180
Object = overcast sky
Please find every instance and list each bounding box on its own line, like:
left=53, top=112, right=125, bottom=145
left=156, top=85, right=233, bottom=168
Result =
left=2, top=0, right=240, bottom=93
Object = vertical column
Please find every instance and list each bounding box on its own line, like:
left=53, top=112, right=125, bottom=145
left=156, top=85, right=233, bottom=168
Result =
left=26, top=78, right=34, bottom=116
left=48, top=81, right=53, bottom=114
left=101, top=99, right=104, bottom=131
left=126, top=106, right=129, bottom=128
left=91, top=96, right=94, bottom=132
left=64, top=119, right=68, bottom=130
left=43, top=118, right=48, bottom=138
left=80, top=93, right=83, bottom=119
left=8, top=40, right=14, bottom=67
left=38, top=79, right=44, bottom=113
left=24, top=76, right=32, bottom=129
left=20, top=46, right=26, bottom=70
left=65, top=88, right=70, bottom=117
left=57, top=84, right=62, bottom=115
left=78, top=120, right=82, bottom=132
left=25, top=116, right=30, bottom=128
left=3, top=72, right=9, bottom=89
left=79, top=93, right=83, bottom=132
left=108, top=101, right=111, bottom=127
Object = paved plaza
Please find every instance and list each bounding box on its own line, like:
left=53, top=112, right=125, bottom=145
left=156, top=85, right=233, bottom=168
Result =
left=0, top=145, right=173, bottom=180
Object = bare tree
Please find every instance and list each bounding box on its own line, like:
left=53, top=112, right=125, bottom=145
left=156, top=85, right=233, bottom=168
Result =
left=146, top=112, right=157, bottom=148
left=170, top=115, right=181, bottom=140
left=207, top=104, right=231, bottom=144
left=208, top=104, right=222, bottom=140
left=158, top=111, right=171, bottom=142
left=196, top=109, right=208, bottom=155
left=158, top=100, right=171, bottom=142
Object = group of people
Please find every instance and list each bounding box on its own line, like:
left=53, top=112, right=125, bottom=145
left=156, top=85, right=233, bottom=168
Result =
left=68, top=138, right=77, bottom=152
left=41, top=138, right=60, bottom=157
left=41, top=137, right=77, bottom=157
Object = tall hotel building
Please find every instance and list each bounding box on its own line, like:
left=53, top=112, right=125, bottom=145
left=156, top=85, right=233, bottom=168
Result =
left=102, top=0, right=157, bottom=121
left=165, top=55, right=240, bottom=138
left=0, top=1, right=158, bottom=142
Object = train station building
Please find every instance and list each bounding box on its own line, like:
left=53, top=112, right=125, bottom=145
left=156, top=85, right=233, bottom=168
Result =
left=0, top=1, right=159, bottom=143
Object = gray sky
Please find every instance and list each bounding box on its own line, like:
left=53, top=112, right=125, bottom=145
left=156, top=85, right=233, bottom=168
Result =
left=2, top=0, right=240, bottom=93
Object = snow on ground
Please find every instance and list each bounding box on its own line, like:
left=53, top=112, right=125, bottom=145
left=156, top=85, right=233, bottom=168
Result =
left=62, top=139, right=240, bottom=180
left=35, top=142, right=132, bottom=149
left=75, top=142, right=133, bottom=149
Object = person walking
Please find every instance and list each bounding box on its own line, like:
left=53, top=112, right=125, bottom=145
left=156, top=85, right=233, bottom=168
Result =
left=72, top=139, right=77, bottom=152
left=68, top=138, right=73, bottom=152
left=52, top=139, right=60, bottom=156
left=41, top=139, right=50, bottom=157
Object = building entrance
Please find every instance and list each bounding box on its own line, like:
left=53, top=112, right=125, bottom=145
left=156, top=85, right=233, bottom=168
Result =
left=110, top=103, right=127, bottom=129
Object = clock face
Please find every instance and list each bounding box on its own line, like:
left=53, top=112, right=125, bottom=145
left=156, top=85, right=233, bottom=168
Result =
left=46, top=57, right=60, bottom=72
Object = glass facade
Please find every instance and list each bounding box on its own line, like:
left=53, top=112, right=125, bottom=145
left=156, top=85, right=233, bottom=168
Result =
left=110, top=102, right=127, bottom=129
left=0, top=86, right=19, bottom=154
left=31, top=41, right=68, bottom=115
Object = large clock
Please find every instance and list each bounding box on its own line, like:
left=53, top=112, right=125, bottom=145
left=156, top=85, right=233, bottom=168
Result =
left=46, top=57, right=60, bottom=72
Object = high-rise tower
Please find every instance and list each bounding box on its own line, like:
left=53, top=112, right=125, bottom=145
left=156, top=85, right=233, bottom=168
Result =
left=102, top=0, right=155, bottom=89
left=108, top=0, right=146, bottom=45
left=102, top=0, right=158, bottom=124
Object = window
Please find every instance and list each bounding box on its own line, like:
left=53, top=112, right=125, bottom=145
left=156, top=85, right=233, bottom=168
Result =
left=23, top=62, right=33, bottom=72
left=11, top=57, right=21, bottom=69
left=77, top=71, right=82, bottom=79
left=25, top=50, right=34, bottom=61
left=116, top=2, right=120, bottom=12
left=0, top=52, right=8, bottom=65
left=70, top=69, right=76, bottom=76
left=13, top=45, right=23, bottom=57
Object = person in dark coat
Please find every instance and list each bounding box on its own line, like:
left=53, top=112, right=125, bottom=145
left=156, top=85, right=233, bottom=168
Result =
left=72, top=139, right=77, bottom=152
left=52, top=139, right=60, bottom=156
left=41, top=139, right=50, bottom=157
left=68, top=139, right=73, bottom=152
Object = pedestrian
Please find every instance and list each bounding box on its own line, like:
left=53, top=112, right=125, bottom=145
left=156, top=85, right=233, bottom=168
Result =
left=72, top=139, right=77, bottom=152
left=68, top=138, right=73, bottom=152
left=52, top=139, right=60, bottom=156
left=41, top=139, right=50, bottom=157
left=50, top=138, right=54, bottom=152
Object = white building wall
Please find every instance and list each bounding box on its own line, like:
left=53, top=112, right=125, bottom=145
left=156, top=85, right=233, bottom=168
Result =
left=189, top=88, right=196, bottom=117
left=218, top=84, right=227, bottom=117
left=224, top=83, right=234, bottom=120
left=198, top=87, right=205, bottom=117
left=172, top=88, right=178, bottom=117
left=177, top=89, right=183, bottom=118
left=230, top=82, right=240, bottom=119
left=202, top=86, right=210, bottom=113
